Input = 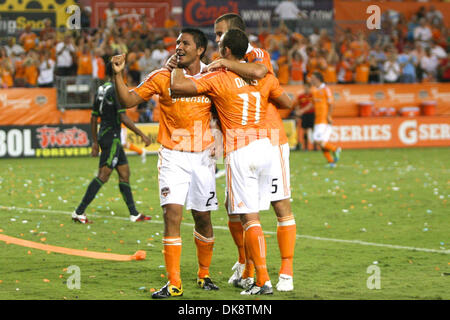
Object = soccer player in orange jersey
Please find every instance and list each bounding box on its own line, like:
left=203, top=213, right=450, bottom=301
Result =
left=171, top=29, right=292, bottom=295
left=208, top=13, right=297, bottom=292
left=310, top=72, right=342, bottom=168
left=111, top=28, right=219, bottom=298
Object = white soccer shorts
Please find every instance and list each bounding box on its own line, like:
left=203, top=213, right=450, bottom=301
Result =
left=157, top=146, right=218, bottom=212
left=270, top=143, right=291, bottom=202
left=225, top=138, right=273, bottom=214
left=313, top=123, right=332, bottom=142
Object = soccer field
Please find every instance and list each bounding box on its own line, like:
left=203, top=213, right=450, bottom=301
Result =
left=0, top=147, right=448, bottom=300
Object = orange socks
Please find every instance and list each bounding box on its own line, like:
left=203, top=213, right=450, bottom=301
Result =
left=162, top=237, right=182, bottom=287
left=127, top=143, right=144, bottom=155
left=277, top=215, right=296, bottom=276
left=243, top=220, right=270, bottom=287
left=323, top=150, right=334, bottom=163
left=228, top=217, right=246, bottom=264
left=193, top=230, right=215, bottom=279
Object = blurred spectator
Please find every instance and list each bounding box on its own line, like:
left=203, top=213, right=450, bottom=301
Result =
left=368, top=55, right=382, bottom=83
left=425, top=5, right=443, bottom=25
left=0, top=47, right=14, bottom=88
left=273, top=0, right=304, bottom=32
left=383, top=51, right=401, bottom=83
left=397, top=45, right=417, bottom=83
left=37, top=51, right=55, bottom=87
left=105, top=1, right=120, bottom=31
left=151, top=41, right=169, bottom=67
left=163, top=29, right=178, bottom=55
left=438, top=52, right=450, bottom=82
left=164, top=14, right=179, bottom=29
left=39, top=19, right=55, bottom=41
left=309, top=28, right=320, bottom=46
left=277, top=47, right=290, bottom=85
left=23, top=51, right=39, bottom=87
left=19, top=25, right=38, bottom=53
left=76, top=44, right=93, bottom=85
left=420, top=47, right=439, bottom=82
left=289, top=50, right=304, bottom=85
left=414, top=18, right=432, bottom=47
left=354, top=56, right=370, bottom=84
left=55, top=35, right=76, bottom=76
left=430, top=40, right=447, bottom=59
left=92, top=48, right=106, bottom=80
left=139, top=48, right=159, bottom=80
left=337, top=52, right=354, bottom=84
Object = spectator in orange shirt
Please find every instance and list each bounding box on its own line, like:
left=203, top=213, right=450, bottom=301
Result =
left=289, top=50, right=303, bottom=84
left=19, top=25, right=37, bottom=52
left=354, top=56, right=370, bottom=84
left=0, top=48, right=14, bottom=88
left=277, top=48, right=289, bottom=85
left=77, top=44, right=93, bottom=85
left=163, top=29, right=178, bottom=55
left=164, top=14, right=179, bottom=29
left=337, top=52, right=354, bottom=84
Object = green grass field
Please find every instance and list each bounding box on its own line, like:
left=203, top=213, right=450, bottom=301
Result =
left=0, top=147, right=448, bottom=300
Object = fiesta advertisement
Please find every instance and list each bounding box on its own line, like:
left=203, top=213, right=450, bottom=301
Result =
left=0, top=124, right=92, bottom=159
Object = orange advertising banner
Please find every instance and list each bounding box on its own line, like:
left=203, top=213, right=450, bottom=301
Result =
left=282, top=83, right=450, bottom=118
left=334, top=0, right=450, bottom=31
left=330, top=116, right=450, bottom=149
left=0, top=88, right=59, bottom=125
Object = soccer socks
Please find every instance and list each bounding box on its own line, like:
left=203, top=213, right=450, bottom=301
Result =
left=277, top=215, right=296, bottom=277
left=76, top=177, right=104, bottom=214
left=243, top=221, right=270, bottom=287
left=228, top=217, right=246, bottom=264
left=119, top=182, right=139, bottom=216
left=163, top=237, right=182, bottom=288
left=193, top=230, right=215, bottom=279
left=127, top=143, right=143, bottom=155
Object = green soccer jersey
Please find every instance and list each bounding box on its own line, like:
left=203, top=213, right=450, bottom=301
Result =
left=92, top=82, right=125, bottom=138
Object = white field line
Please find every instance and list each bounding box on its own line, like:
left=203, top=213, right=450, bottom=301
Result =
left=1, top=205, right=449, bottom=255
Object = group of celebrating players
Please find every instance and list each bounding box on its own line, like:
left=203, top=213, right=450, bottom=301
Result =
left=71, top=13, right=341, bottom=298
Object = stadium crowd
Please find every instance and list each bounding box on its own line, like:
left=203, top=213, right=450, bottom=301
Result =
left=0, top=2, right=449, bottom=91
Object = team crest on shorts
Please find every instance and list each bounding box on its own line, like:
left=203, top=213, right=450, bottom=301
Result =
left=161, top=187, right=170, bottom=197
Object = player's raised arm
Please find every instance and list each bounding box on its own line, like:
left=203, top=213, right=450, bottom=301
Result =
left=111, top=54, right=145, bottom=108
left=170, top=67, right=199, bottom=96
left=207, top=58, right=268, bottom=80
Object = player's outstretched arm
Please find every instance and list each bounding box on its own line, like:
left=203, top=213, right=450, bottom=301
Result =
left=208, top=59, right=268, bottom=80
left=120, top=113, right=151, bottom=146
left=170, top=67, right=199, bottom=96
left=111, top=54, right=145, bottom=108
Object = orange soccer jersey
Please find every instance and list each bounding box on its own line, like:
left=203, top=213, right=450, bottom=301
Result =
left=311, top=84, right=333, bottom=125
left=192, top=69, right=284, bottom=154
left=133, top=68, right=213, bottom=152
left=244, top=46, right=288, bottom=146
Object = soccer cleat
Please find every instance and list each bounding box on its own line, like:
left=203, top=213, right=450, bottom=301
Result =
left=228, top=261, right=245, bottom=284
left=141, top=149, right=147, bottom=163
left=240, top=280, right=273, bottom=295
left=232, top=277, right=254, bottom=290
left=215, top=169, right=226, bottom=179
left=72, top=211, right=92, bottom=224
left=151, top=282, right=183, bottom=299
left=333, top=147, right=342, bottom=163
left=197, top=276, right=220, bottom=291
left=276, top=274, right=294, bottom=292
left=329, top=162, right=336, bottom=168
left=130, top=213, right=151, bottom=222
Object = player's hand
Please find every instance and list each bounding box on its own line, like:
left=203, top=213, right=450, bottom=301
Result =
left=91, top=143, right=99, bottom=157
left=111, top=54, right=126, bottom=74
left=164, top=54, right=178, bottom=72
left=141, top=134, right=151, bottom=147
left=207, top=59, right=229, bottom=72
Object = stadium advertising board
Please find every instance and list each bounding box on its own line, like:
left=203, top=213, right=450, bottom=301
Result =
left=330, top=116, right=450, bottom=149
left=283, top=83, right=450, bottom=118
left=335, top=0, right=450, bottom=32
left=0, top=88, right=59, bottom=125
left=90, top=0, right=171, bottom=28
left=0, top=124, right=92, bottom=159
left=0, top=11, right=56, bottom=36
left=182, top=0, right=334, bottom=34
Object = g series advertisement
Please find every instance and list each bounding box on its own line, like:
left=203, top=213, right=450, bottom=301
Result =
left=0, top=124, right=92, bottom=159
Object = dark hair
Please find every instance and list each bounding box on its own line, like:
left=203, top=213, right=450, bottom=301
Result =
left=106, top=61, right=113, bottom=78
left=312, top=71, right=324, bottom=83
left=180, top=27, right=208, bottom=59
left=215, top=13, right=246, bottom=32
left=221, top=29, right=249, bottom=60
